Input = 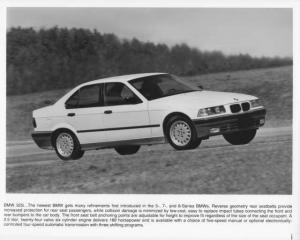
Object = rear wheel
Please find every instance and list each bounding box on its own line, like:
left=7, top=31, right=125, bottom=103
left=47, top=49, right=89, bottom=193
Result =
left=166, top=116, right=201, bottom=150
left=114, top=145, right=140, bottom=155
left=223, top=129, right=257, bottom=145
left=54, top=131, right=84, bottom=160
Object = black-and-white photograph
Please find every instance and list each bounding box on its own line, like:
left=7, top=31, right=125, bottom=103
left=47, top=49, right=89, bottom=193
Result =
left=6, top=7, right=292, bottom=194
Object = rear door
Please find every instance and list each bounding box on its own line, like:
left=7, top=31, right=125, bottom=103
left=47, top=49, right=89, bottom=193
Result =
left=64, top=83, right=106, bottom=145
left=102, top=82, right=151, bottom=142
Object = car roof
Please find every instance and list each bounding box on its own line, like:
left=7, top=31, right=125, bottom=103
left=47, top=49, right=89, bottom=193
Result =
left=83, top=72, right=167, bottom=86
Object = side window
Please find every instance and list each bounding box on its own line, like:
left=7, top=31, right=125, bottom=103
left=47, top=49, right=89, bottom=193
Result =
left=130, top=77, right=164, bottom=100
left=104, top=82, right=142, bottom=106
left=65, top=84, right=102, bottom=109
left=65, top=91, right=80, bottom=108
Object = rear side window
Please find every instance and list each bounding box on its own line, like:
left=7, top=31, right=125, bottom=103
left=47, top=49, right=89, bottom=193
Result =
left=65, top=84, right=103, bottom=109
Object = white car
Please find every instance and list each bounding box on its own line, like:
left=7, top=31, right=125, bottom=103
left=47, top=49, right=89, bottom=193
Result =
left=32, top=73, right=266, bottom=160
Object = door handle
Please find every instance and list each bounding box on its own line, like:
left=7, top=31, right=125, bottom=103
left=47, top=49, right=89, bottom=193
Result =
left=67, top=113, right=75, bottom=117
left=104, top=110, right=112, bottom=114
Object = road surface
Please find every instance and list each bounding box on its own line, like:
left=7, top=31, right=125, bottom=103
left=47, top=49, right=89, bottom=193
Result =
left=6, top=127, right=292, bottom=194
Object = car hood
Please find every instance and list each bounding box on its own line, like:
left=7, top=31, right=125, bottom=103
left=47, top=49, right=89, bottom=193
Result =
left=149, top=90, right=257, bottom=109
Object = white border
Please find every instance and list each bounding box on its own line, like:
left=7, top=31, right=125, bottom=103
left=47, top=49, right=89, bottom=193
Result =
left=1, top=0, right=299, bottom=8
left=1, top=1, right=299, bottom=239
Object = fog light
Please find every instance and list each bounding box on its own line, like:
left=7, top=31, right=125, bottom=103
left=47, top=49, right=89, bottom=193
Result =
left=210, top=128, right=220, bottom=133
left=259, top=119, right=265, bottom=125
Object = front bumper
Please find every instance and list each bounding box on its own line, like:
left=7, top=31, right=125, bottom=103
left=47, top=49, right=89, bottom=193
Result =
left=31, top=131, right=53, bottom=149
left=192, top=108, right=266, bottom=138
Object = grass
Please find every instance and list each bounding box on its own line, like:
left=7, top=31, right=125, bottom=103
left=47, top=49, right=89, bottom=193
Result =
left=7, top=89, right=68, bottom=140
left=6, top=66, right=292, bottom=141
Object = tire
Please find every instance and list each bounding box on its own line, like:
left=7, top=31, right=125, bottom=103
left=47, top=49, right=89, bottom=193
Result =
left=54, top=131, right=85, bottom=160
left=223, top=129, right=257, bottom=145
left=114, top=145, right=140, bottom=155
left=166, top=115, right=200, bottom=150
left=188, top=138, right=202, bottom=149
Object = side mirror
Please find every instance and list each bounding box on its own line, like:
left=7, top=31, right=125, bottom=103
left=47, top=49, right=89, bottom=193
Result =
left=198, top=85, right=204, bottom=90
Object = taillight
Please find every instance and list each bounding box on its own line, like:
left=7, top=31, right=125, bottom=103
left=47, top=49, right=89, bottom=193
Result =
left=32, top=118, right=37, bottom=128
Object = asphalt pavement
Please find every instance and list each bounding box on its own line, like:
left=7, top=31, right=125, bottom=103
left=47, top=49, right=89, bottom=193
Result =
left=6, top=126, right=292, bottom=167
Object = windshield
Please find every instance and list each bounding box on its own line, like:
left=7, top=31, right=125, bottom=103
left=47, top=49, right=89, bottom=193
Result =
left=129, top=74, right=199, bottom=100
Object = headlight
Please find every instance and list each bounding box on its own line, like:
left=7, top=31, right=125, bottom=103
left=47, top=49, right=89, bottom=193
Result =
left=250, top=99, right=262, bottom=108
left=198, top=105, right=226, bottom=117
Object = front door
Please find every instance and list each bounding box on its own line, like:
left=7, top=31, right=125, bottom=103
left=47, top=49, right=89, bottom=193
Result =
left=102, top=82, right=151, bottom=142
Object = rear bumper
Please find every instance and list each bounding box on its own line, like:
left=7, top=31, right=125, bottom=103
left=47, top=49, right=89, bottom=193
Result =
left=31, top=131, right=53, bottom=149
left=192, top=108, right=266, bottom=138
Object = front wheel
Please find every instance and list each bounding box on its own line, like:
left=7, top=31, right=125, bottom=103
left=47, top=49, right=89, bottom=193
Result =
left=223, top=129, right=257, bottom=145
left=166, top=116, right=200, bottom=150
left=54, top=131, right=84, bottom=160
left=114, top=145, right=140, bottom=155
